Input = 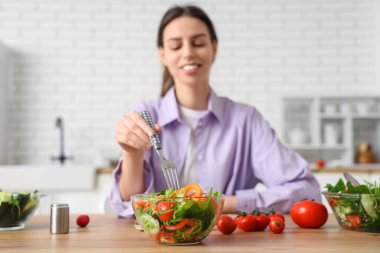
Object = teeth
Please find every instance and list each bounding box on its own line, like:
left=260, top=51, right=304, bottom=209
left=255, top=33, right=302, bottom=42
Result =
left=182, top=64, right=198, bottom=70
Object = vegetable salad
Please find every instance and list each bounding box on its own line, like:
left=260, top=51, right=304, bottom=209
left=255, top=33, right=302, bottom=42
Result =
left=132, top=184, right=223, bottom=244
left=324, top=178, right=380, bottom=232
left=0, top=190, right=39, bottom=228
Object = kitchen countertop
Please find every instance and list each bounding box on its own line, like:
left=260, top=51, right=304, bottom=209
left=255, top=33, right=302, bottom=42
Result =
left=1, top=214, right=379, bottom=252
left=310, top=164, right=380, bottom=173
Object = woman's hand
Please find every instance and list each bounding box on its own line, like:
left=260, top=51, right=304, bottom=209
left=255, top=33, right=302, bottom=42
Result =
left=115, top=111, right=160, bottom=201
left=115, top=111, right=159, bottom=156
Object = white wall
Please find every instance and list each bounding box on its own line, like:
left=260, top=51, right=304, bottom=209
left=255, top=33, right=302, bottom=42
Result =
left=0, top=41, right=10, bottom=164
left=0, top=0, right=378, bottom=166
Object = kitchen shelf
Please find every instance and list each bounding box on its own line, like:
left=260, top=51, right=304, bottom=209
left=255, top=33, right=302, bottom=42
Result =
left=281, top=96, right=380, bottom=164
left=288, top=144, right=347, bottom=150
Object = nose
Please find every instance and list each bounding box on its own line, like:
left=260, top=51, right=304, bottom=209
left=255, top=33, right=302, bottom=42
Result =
left=182, top=42, right=195, bottom=60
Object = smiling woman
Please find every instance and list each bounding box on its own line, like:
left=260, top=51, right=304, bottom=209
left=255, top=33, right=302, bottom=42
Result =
left=109, top=4, right=321, bottom=218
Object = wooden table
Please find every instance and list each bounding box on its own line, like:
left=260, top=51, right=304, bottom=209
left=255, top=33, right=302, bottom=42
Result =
left=1, top=215, right=379, bottom=253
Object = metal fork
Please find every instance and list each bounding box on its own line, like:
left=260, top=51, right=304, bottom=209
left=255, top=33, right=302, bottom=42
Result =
left=140, top=111, right=180, bottom=190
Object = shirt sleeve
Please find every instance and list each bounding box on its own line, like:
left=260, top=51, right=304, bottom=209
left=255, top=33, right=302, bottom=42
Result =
left=108, top=158, right=156, bottom=217
left=236, top=111, right=321, bottom=213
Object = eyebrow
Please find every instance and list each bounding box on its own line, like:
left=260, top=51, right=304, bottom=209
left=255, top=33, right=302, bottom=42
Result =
left=166, top=33, right=207, bottom=42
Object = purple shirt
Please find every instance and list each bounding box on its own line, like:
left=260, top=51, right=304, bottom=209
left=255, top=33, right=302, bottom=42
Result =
left=109, top=87, right=321, bottom=217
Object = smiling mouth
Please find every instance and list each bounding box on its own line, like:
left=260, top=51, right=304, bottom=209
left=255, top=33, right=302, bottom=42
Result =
left=181, top=64, right=201, bottom=71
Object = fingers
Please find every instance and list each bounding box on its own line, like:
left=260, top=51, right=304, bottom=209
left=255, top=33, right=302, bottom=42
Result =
left=154, top=124, right=161, bottom=134
left=129, top=112, right=155, bottom=136
left=115, top=112, right=157, bottom=152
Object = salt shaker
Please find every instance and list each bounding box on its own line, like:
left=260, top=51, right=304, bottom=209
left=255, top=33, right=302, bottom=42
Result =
left=50, top=203, right=70, bottom=234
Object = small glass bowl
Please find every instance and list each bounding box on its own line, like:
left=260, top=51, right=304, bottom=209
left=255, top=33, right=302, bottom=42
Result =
left=0, top=191, right=41, bottom=231
left=322, top=191, right=380, bottom=232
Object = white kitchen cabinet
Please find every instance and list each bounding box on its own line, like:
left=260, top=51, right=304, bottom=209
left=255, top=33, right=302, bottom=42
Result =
left=280, top=96, right=380, bottom=164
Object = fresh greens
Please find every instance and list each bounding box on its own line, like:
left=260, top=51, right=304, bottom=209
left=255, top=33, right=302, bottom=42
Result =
left=324, top=178, right=380, bottom=232
left=0, top=190, right=39, bottom=228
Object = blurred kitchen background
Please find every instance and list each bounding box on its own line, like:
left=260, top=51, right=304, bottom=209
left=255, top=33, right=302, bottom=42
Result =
left=1, top=0, right=380, bottom=213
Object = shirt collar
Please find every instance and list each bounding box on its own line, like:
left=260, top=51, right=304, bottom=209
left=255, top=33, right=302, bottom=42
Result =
left=158, top=87, right=225, bottom=127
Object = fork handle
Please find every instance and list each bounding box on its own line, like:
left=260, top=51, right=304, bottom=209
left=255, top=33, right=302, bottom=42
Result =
left=140, top=111, right=162, bottom=150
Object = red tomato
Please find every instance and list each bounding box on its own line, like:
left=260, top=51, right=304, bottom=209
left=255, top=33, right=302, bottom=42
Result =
left=235, top=215, right=257, bottom=232
left=156, top=201, right=174, bottom=222
left=290, top=200, right=328, bottom=228
left=254, top=214, right=270, bottom=231
left=269, top=217, right=285, bottom=234
left=217, top=215, right=237, bottom=234
left=76, top=214, right=90, bottom=228
left=315, top=159, right=325, bottom=169
left=163, top=218, right=190, bottom=231
left=346, top=214, right=362, bottom=229
left=268, top=212, right=285, bottom=221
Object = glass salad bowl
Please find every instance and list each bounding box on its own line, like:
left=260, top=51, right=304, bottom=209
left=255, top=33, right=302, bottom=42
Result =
left=131, top=190, right=225, bottom=245
left=0, top=190, right=41, bottom=231
left=323, top=191, right=380, bottom=232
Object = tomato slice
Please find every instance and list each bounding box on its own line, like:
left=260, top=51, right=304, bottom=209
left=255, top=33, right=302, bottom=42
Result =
left=156, top=201, right=174, bottom=222
left=163, top=218, right=190, bottom=231
left=183, top=184, right=203, bottom=197
left=346, top=214, right=362, bottom=229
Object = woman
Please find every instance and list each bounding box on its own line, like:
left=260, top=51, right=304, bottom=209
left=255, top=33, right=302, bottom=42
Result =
left=109, top=5, right=321, bottom=216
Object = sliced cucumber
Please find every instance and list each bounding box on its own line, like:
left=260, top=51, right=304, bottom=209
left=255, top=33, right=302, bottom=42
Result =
left=138, top=213, right=159, bottom=234
left=0, top=192, right=13, bottom=203
left=361, top=195, right=378, bottom=218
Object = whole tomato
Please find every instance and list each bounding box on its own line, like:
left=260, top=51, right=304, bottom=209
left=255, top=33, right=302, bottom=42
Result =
left=156, top=201, right=174, bottom=222
left=269, top=217, right=285, bottom=234
left=76, top=214, right=90, bottom=228
left=217, top=215, right=237, bottom=234
left=290, top=200, right=328, bottom=228
left=268, top=212, right=285, bottom=221
left=235, top=214, right=257, bottom=232
left=254, top=213, right=270, bottom=231
left=315, top=159, right=325, bottom=169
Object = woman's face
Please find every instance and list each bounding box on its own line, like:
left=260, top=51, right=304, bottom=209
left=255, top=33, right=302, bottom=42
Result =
left=159, top=16, right=217, bottom=89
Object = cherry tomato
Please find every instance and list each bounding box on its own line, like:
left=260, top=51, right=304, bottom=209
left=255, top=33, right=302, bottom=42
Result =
left=269, top=217, right=285, bottom=234
left=254, top=214, right=270, bottom=231
left=316, top=159, right=325, bottom=169
left=346, top=214, right=362, bottom=229
left=76, top=214, right=90, bottom=228
left=217, top=215, right=237, bottom=234
left=156, top=201, right=174, bottom=222
left=235, top=215, right=257, bottom=232
left=268, top=212, right=285, bottom=221
left=290, top=200, right=328, bottom=228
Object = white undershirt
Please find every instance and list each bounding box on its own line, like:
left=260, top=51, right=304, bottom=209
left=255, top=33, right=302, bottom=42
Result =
left=178, top=106, right=208, bottom=186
